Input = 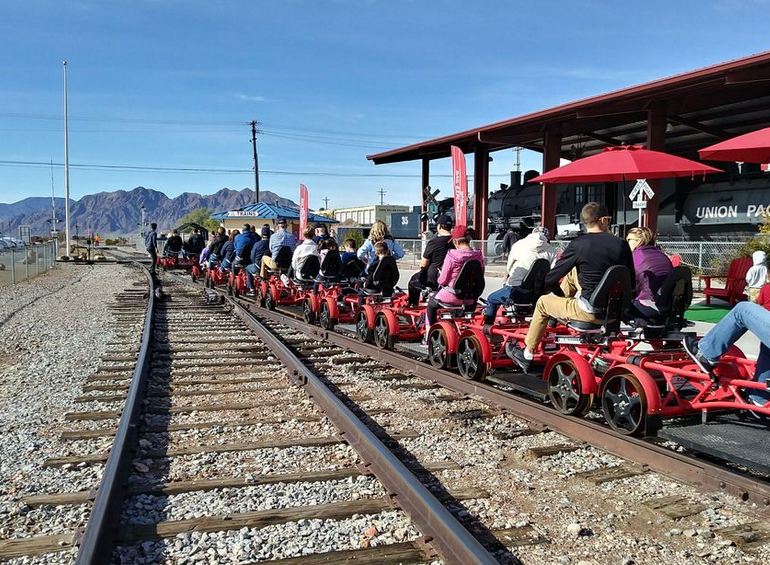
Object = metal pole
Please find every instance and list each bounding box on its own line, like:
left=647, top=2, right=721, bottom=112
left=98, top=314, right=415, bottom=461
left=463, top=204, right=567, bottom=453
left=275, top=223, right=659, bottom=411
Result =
left=11, top=248, right=15, bottom=284
left=25, top=249, right=29, bottom=280
left=251, top=120, right=260, bottom=204
left=63, top=60, right=71, bottom=258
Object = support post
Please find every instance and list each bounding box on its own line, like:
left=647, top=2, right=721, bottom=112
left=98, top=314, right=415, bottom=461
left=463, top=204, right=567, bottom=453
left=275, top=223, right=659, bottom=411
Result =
left=541, top=126, right=562, bottom=235
left=473, top=144, right=489, bottom=241
left=645, top=101, right=666, bottom=233
left=421, top=158, right=429, bottom=234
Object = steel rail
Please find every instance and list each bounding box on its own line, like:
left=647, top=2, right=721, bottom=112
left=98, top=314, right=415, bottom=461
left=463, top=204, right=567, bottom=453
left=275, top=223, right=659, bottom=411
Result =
left=76, top=265, right=156, bottom=564
left=246, top=303, right=770, bottom=508
left=228, top=299, right=499, bottom=565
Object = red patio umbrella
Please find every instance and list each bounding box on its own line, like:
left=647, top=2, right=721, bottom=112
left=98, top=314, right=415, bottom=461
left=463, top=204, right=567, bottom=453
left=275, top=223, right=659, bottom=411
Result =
left=529, top=145, right=722, bottom=184
left=698, top=126, right=770, bottom=163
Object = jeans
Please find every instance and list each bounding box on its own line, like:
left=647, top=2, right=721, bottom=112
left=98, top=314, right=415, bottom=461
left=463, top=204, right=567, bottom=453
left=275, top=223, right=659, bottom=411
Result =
left=699, top=301, right=770, bottom=404
left=148, top=248, right=157, bottom=273
left=484, top=286, right=527, bottom=323
left=245, top=263, right=258, bottom=290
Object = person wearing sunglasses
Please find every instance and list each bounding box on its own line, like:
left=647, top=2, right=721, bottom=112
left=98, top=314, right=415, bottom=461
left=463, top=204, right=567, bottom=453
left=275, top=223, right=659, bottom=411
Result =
left=508, top=202, right=635, bottom=372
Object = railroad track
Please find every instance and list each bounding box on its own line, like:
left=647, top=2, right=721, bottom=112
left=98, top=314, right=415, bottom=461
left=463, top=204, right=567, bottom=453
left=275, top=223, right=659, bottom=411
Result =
left=1, top=265, right=505, bottom=564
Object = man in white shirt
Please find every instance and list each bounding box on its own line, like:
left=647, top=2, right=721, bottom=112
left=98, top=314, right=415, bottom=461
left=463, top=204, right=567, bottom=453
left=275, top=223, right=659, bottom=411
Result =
left=289, top=226, right=319, bottom=281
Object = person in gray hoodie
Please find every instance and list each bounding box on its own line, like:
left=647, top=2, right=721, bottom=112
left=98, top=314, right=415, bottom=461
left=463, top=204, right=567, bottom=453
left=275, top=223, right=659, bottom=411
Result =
left=483, top=226, right=556, bottom=326
left=745, top=250, right=767, bottom=302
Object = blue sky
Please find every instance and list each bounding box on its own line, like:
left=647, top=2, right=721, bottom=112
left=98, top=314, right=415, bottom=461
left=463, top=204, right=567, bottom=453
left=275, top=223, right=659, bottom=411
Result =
left=0, top=0, right=768, bottom=209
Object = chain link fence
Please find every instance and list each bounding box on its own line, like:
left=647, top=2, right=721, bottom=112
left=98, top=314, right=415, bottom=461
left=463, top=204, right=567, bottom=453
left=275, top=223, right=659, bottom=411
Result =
left=0, top=240, right=60, bottom=287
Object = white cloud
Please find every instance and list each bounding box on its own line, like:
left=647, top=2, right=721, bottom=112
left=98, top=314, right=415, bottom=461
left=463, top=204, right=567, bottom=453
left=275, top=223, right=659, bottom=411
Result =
left=234, top=93, right=267, bottom=102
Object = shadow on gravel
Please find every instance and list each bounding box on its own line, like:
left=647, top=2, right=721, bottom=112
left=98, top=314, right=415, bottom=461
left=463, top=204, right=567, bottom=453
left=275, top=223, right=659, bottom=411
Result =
left=315, top=376, right=523, bottom=565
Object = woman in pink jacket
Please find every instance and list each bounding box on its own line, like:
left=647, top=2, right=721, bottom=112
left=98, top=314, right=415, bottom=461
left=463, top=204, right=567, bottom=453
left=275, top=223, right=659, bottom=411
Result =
left=425, top=225, right=485, bottom=338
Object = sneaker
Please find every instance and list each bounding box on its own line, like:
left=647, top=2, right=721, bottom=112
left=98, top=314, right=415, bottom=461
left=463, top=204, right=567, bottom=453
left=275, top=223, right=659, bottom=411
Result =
left=683, top=335, right=716, bottom=374
left=505, top=342, right=531, bottom=372
left=280, top=274, right=290, bottom=286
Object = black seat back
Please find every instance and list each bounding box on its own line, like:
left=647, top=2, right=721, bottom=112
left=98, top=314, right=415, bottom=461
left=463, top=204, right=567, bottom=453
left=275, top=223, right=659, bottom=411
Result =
left=587, top=265, right=633, bottom=332
left=654, top=266, right=693, bottom=330
left=342, top=257, right=366, bottom=280
left=298, top=254, right=321, bottom=281
left=519, top=258, right=551, bottom=302
left=320, top=250, right=342, bottom=278
left=452, top=259, right=485, bottom=300
left=273, top=245, right=293, bottom=270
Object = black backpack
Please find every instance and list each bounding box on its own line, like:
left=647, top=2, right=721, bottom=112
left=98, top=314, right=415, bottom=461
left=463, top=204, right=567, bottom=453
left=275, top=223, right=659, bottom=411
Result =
left=452, top=259, right=485, bottom=300
left=320, top=250, right=342, bottom=278
left=298, top=255, right=321, bottom=280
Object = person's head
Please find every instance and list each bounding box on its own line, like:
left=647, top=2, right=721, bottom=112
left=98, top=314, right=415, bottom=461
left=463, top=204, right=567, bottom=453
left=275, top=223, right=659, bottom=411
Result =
left=242, top=223, right=251, bottom=233
left=580, top=202, right=611, bottom=232
left=530, top=226, right=550, bottom=242
left=369, top=220, right=390, bottom=242
left=150, top=223, right=157, bottom=231
left=250, top=225, right=256, bottom=233
left=374, top=241, right=391, bottom=258
left=172, top=229, right=178, bottom=235
left=229, top=229, right=240, bottom=241
left=436, top=214, right=455, bottom=235
left=217, top=227, right=226, bottom=236
left=343, top=238, right=356, bottom=252
left=320, top=238, right=338, bottom=252
left=276, top=218, right=287, bottom=231
left=262, top=223, right=271, bottom=232
left=625, top=226, right=654, bottom=251
left=464, top=227, right=476, bottom=240
left=260, top=225, right=271, bottom=239
left=303, top=226, right=314, bottom=241
left=450, top=225, right=470, bottom=248
left=193, top=228, right=199, bottom=234
left=315, top=225, right=328, bottom=236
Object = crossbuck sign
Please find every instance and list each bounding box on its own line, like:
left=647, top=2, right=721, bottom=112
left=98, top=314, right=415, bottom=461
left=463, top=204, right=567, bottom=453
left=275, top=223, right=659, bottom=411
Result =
left=628, top=179, right=655, bottom=226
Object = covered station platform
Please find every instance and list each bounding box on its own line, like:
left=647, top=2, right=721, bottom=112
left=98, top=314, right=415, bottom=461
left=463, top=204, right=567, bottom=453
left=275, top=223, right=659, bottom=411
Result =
left=367, top=51, right=770, bottom=240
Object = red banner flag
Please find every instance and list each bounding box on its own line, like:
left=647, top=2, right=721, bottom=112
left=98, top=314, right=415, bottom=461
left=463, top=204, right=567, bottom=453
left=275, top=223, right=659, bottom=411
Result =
left=299, top=184, right=309, bottom=235
left=450, top=145, right=468, bottom=226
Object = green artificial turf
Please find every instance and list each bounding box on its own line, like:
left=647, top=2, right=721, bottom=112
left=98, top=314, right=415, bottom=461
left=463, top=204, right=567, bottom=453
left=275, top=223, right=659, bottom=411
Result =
left=685, top=303, right=731, bottom=324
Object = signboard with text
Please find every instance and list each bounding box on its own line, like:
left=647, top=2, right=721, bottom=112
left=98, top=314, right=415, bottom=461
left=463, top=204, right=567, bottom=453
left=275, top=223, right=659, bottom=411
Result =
left=450, top=145, right=468, bottom=226
left=299, top=184, right=309, bottom=235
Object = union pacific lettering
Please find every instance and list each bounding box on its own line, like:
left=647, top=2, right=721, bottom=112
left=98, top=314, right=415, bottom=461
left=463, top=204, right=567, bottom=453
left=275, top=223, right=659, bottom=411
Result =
left=695, top=205, right=770, bottom=219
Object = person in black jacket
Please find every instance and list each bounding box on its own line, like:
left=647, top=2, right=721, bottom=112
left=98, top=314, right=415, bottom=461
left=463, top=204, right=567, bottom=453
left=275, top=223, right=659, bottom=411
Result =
left=509, top=202, right=635, bottom=371
left=407, top=214, right=454, bottom=306
left=165, top=230, right=183, bottom=256
left=185, top=228, right=205, bottom=254
left=361, top=242, right=399, bottom=301
left=245, top=225, right=272, bottom=293
left=207, top=227, right=228, bottom=264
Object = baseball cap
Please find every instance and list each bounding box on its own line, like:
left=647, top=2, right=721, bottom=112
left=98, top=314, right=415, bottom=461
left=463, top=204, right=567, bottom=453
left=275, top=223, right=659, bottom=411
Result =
left=437, top=214, right=455, bottom=228
left=450, top=225, right=467, bottom=240
left=260, top=226, right=271, bottom=237
left=532, top=226, right=550, bottom=240
left=276, top=218, right=287, bottom=226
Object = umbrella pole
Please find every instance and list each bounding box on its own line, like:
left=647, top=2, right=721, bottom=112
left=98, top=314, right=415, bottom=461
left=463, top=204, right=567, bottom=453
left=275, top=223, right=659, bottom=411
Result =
left=621, top=177, right=627, bottom=238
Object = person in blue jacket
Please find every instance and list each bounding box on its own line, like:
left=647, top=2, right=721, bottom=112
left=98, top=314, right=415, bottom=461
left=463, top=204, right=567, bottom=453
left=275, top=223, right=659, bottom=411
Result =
left=357, top=220, right=404, bottom=270
left=245, top=225, right=272, bottom=293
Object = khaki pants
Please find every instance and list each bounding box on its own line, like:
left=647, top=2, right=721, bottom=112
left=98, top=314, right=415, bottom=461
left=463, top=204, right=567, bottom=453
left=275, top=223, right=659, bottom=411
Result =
left=524, top=269, right=602, bottom=351
left=747, top=287, right=761, bottom=303
left=260, top=256, right=276, bottom=278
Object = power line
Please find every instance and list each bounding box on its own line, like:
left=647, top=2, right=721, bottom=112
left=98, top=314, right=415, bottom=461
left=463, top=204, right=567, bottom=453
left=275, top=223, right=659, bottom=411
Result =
left=0, top=158, right=511, bottom=178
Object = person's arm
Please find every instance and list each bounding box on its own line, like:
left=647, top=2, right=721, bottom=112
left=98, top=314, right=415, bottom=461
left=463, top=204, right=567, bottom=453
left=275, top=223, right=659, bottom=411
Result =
left=389, top=239, right=405, bottom=260
left=506, top=241, right=521, bottom=275
left=544, top=241, right=579, bottom=291
left=437, top=253, right=455, bottom=287
left=356, top=240, right=371, bottom=261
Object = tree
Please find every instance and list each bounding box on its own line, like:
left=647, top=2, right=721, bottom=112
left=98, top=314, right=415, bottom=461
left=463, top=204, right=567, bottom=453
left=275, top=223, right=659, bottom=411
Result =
left=178, top=208, right=220, bottom=233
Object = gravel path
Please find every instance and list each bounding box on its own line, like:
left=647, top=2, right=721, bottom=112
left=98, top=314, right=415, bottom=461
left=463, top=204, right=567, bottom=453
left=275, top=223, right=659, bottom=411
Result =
left=0, top=263, right=143, bottom=541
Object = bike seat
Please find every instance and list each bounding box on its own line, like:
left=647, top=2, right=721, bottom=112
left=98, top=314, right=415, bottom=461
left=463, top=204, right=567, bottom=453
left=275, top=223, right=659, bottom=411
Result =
left=567, top=320, right=604, bottom=333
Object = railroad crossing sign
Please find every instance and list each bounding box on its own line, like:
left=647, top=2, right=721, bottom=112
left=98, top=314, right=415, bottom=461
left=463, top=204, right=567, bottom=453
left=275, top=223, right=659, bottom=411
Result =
left=628, top=179, right=655, bottom=225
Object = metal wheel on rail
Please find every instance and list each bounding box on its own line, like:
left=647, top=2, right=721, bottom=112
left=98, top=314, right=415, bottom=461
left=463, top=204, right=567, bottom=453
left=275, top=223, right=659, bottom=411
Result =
left=456, top=336, right=486, bottom=380
left=355, top=310, right=372, bottom=343
left=600, top=372, right=653, bottom=436
left=303, top=298, right=316, bottom=324
left=255, top=285, right=266, bottom=307
left=373, top=312, right=395, bottom=349
left=427, top=326, right=452, bottom=369
left=320, top=301, right=336, bottom=330
left=546, top=360, right=591, bottom=416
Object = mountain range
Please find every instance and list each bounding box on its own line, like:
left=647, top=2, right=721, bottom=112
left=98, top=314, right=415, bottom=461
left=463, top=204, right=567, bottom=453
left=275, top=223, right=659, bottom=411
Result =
left=0, top=187, right=297, bottom=236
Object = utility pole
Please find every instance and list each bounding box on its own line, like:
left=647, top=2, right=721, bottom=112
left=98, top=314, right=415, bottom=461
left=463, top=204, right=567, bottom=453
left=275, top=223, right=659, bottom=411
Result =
left=322, top=197, right=330, bottom=210
left=377, top=187, right=386, bottom=205
left=250, top=120, right=260, bottom=204
left=63, top=60, right=71, bottom=257
left=50, top=159, right=58, bottom=238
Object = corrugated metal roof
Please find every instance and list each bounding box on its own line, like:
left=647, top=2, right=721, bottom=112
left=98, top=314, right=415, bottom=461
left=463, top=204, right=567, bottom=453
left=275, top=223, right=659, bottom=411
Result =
left=211, top=202, right=337, bottom=223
